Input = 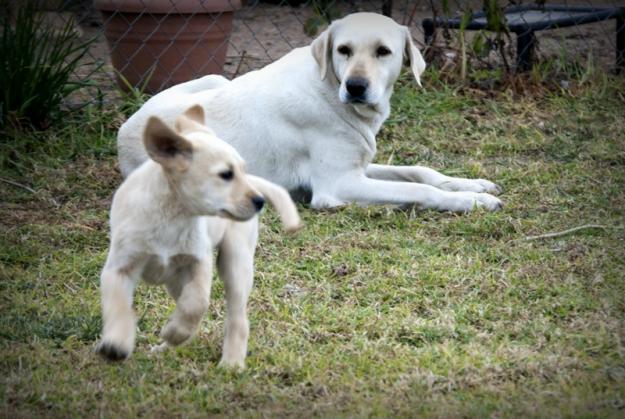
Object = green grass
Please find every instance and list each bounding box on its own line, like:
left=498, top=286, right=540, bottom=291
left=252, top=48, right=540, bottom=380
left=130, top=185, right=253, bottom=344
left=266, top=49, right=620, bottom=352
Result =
left=1, top=74, right=624, bottom=417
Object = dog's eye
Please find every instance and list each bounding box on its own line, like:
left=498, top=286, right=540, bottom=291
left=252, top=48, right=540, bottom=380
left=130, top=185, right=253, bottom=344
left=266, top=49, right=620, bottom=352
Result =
left=337, top=45, right=352, bottom=56
left=376, top=46, right=392, bottom=57
left=219, top=170, right=234, bottom=181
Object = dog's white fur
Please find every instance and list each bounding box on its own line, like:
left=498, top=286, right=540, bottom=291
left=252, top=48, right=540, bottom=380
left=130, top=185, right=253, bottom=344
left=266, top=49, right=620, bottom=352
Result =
left=97, top=106, right=300, bottom=368
left=117, top=12, right=502, bottom=212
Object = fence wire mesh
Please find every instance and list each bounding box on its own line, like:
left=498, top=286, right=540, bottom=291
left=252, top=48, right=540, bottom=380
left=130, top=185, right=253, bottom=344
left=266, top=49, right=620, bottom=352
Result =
left=6, top=0, right=625, bottom=104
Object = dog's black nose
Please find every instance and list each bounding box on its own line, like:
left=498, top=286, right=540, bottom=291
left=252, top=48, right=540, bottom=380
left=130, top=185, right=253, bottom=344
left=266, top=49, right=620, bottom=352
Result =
left=346, top=77, right=369, bottom=99
left=251, top=196, right=265, bottom=211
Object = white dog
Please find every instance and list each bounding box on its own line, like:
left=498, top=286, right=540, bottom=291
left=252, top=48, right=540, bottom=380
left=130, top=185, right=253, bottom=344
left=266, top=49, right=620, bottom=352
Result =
left=118, top=12, right=502, bottom=212
left=97, top=106, right=301, bottom=368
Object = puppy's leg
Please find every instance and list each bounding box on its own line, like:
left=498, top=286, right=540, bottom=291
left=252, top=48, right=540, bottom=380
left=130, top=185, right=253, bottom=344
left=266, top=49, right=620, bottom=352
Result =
left=366, top=164, right=501, bottom=195
left=217, top=220, right=258, bottom=369
left=97, top=267, right=138, bottom=360
left=313, top=173, right=502, bottom=212
left=160, top=257, right=212, bottom=346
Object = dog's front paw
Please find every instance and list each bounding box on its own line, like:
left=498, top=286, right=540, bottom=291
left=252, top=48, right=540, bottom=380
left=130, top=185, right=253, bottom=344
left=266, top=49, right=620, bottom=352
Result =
left=443, top=191, right=503, bottom=213
left=472, top=179, right=502, bottom=195
left=439, top=178, right=502, bottom=195
left=474, top=192, right=503, bottom=211
left=96, top=340, right=132, bottom=361
left=310, top=194, right=346, bottom=209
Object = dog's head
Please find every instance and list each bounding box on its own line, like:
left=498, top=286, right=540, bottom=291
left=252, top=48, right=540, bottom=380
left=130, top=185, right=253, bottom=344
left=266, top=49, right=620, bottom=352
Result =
left=143, top=105, right=265, bottom=221
left=311, top=12, right=426, bottom=107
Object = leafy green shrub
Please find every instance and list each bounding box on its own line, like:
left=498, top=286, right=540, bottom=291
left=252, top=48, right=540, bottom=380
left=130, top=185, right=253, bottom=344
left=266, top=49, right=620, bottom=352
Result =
left=303, top=0, right=340, bottom=37
left=0, top=1, right=97, bottom=129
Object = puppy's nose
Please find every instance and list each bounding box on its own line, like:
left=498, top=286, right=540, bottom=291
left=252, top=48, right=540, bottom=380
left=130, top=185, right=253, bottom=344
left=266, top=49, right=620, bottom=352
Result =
left=346, top=77, right=369, bottom=99
left=251, top=196, right=265, bottom=212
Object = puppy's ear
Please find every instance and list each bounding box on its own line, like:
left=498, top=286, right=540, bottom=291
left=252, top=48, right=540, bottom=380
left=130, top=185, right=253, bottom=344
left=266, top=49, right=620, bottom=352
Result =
left=403, top=27, right=426, bottom=87
left=175, top=105, right=213, bottom=135
left=144, top=116, right=193, bottom=172
left=311, top=24, right=333, bottom=81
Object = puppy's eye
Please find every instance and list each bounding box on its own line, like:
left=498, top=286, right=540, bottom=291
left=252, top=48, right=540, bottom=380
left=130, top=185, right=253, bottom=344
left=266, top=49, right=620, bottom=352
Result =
left=337, top=45, right=352, bottom=56
left=219, top=170, right=234, bottom=181
left=376, top=46, right=392, bottom=57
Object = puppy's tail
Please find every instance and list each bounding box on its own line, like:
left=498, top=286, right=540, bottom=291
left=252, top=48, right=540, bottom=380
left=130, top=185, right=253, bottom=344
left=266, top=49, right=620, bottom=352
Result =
left=247, top=175, right=302, bottom=233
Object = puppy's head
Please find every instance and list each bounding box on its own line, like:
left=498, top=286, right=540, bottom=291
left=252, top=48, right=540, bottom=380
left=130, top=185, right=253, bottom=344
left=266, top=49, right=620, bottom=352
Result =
left=143, top=105, right=265, bottom=220
left=311, top=12, right=426, bottom=107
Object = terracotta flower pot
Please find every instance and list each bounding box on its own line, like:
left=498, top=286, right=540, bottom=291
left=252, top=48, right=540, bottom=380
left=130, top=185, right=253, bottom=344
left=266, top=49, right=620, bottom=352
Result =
left=94, top=0, right=242, bottom=93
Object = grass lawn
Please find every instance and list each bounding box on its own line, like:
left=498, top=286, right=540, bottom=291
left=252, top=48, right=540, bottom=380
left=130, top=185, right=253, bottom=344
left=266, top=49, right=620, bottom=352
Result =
left=1, top=73, right=624, bottom=417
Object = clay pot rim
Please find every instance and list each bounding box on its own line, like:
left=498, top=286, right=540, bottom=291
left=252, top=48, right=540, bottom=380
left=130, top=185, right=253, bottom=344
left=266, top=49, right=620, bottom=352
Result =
left=94, top=0, right=242, bottom=14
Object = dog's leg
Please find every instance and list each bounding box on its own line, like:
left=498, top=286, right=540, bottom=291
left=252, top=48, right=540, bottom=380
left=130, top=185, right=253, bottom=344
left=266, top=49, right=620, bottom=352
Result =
left=160, top=258, right=212, bottom=346
left=313, top=173, right=503, bottom=212
left=366, top=164, right=501, bottom=194
left=217, top=220, right=258, bottom=369
left=97, top=267, right=138, bottom=360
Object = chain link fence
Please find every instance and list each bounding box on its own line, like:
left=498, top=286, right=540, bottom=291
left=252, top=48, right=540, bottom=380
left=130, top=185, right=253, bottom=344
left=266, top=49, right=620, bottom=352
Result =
left=7, top=0, right=625, bottom=104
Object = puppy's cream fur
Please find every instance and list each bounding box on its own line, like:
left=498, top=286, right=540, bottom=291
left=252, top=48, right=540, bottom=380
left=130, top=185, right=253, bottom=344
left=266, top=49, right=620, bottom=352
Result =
left=97, top=106, right=300, bottom=368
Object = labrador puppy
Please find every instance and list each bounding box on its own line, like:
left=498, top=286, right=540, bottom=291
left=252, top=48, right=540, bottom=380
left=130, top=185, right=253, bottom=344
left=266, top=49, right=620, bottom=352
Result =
left=97, top=105, right=301, bottom=368
left=117, top=12, right=502, bottom=212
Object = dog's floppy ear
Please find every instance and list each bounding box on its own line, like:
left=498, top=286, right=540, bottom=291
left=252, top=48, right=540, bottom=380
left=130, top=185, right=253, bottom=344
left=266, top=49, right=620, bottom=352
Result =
left=144, top=116, right=193, bottom=172
left=246, top=174, right=302, bottom=233
left=175, top=104, right=214, bottom=135
left=311, top=24, right=333, bottom=81
left=403, top=27, right=426, bottom=87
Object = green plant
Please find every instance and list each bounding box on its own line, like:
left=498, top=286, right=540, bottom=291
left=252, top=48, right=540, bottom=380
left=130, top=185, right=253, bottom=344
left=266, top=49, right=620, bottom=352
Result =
left=115, top=68, right=153, bottom=117
left=459, top=10, right=472, bottom=80
left=303, top=0, right=340, bottom=37
left=0, top=0, right=98, bottom=130
left=529, top=39, right=598, bottom=89
left=482, top=0, right=511, bottom=72
left=433, top=0, right=515, bottom=79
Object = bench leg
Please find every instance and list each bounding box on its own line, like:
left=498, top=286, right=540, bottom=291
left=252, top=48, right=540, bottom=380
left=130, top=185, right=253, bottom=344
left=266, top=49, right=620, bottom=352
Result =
left=516, top=30, right=536, bottom=72
left=423, top=19, right=435, bottom=46
left=382, top=0, right=393, bottom=17
left=618, top=15, right=625, bottom=71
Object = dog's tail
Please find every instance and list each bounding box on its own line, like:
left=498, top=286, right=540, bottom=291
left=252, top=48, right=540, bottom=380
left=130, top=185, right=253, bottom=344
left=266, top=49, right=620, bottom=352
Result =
left=247, top=175, right=302, bottom=233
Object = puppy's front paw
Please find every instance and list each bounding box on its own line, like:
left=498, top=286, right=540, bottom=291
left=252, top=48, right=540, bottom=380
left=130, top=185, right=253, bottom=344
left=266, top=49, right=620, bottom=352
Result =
left=96, top=340, right=131, bottom=361
left=218, top=356, right=245, bottom=370
left=161, top=320, right=195, bottom=346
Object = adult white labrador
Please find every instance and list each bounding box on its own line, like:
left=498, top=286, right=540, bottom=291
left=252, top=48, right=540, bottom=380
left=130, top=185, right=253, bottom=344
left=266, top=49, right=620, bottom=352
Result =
left=118, top=13, right=502, bottom=212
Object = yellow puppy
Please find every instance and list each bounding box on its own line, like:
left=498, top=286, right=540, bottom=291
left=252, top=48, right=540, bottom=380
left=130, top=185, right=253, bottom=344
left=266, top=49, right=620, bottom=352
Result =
left=97, top=105, right=300, bottom=369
